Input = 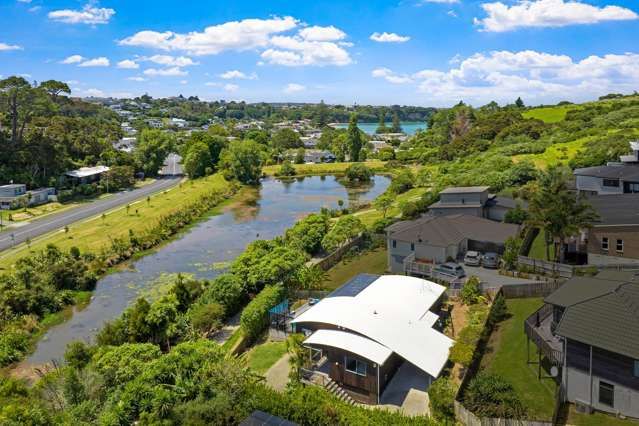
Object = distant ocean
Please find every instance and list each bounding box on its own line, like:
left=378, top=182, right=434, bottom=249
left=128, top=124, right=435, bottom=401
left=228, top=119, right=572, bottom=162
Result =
left=332, top=121, right=427, bottom=136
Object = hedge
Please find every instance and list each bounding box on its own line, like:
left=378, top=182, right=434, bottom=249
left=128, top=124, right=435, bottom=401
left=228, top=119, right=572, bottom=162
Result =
left=240, top=284, right=286, bottom=343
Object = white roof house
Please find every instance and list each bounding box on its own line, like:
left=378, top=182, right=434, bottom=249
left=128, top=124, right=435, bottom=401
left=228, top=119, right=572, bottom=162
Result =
left=291, top=274, right=454, bottom=378
left=65, top=165, right=110, bottom=179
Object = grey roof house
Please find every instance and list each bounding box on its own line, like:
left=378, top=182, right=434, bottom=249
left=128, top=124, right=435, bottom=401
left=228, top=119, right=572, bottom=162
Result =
left=429, top=186, right=526, bottom=222
left=525, top=271, right=639, bottom=418
left=574, top=141, right=639, bottom=195
left=385, top=214, right=520, bottom=275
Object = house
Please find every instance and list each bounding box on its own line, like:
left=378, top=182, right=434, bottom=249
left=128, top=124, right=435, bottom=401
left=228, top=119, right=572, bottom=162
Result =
left=169, top=118, right=187, bottom=128
left=583, top=194, right=639, bottom=265
left=300, top=136, right=318, bottom=149
left=574, top=141, right=639, bottom=195
left=303, top=150, right=336, bottom=164
left=386, top=214, right=520, bottom=273
left=113, top=137, right=136, bottom=153
left=428, top=186, right=525, bottom=221
left=0, top=184, right=55, bottom=210
left=369, top=140, right=392, bottom=153
left=526, top=271, right=639, bottom=418
left=65, top=166, right=110, bottom=185
left=291, top=274, right=453, bottom=404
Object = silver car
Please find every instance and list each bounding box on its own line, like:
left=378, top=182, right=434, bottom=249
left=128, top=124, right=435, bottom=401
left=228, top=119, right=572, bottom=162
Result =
left=463, top=251, right=482, bottom=266
left=482, top=252, right=500, bottom=269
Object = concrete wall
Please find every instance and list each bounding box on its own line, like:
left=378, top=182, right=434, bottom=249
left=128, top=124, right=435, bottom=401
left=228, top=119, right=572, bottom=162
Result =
left=576, top=175, right=623, bottom=195
left=565, top=366, right=639, bottom=418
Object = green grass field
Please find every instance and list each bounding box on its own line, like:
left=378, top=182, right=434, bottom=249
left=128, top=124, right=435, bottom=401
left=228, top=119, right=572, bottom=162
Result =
left=321, top=247, right=388, bottom=290
left=262, top=161, right=387, bottom=177
left=528, top=229, right=556, bottom=261
left=481, top=298, right=556, bottom=420
left=568, top=406, right=639, bottom=426
left=0, top=174, right=231, bottom=270
left=522, top=105, right=577, bottom=123
left=514, top=136, right=591, bottom=169
left=246, top=340, right=288, bottom=375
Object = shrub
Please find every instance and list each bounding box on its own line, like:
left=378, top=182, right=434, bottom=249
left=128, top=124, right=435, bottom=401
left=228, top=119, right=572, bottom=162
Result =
left=285, top=213, right=330, bottom=255
left=389, top=169, right=414, bottom=194
left=277, top=160, right=296, bottom=177
left=428, top=377, right=456, bottom=422
left=198, top=273, right=247, bottom=318
left=321, top=216, right=364, bottom=252
left=504, top=204, right=528, bottom=224
left=464, top=373, right=526, bottom=418
left=460, top=276, right=481, bottom=305
left=370, top=217, right=396, bottom=234
left=240, top=284, right=286, bottom=343
left=189, top=302, right=225, bottom=335
left=344, top=163, right=372, bottom=182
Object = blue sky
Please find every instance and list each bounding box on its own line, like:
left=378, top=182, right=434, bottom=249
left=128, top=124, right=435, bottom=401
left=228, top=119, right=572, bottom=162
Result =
left=1, top=0, right=638, bottom=106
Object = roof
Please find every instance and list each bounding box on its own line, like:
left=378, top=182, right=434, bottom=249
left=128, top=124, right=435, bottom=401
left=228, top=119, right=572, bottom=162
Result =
left=386, top=214, right=520, bottom=246
left=0, top=184, right=25, bottom=189
left=439, top=186, right=490, bottom=194
left=65, top=165, right=110, bottom=178
left=489, top=196, right=528, bottom=210
left=240, top=411, right=297, bottom=426
left=584, top=194, right=639, bottom=226
left=573, top=164, right=639, bottom=180
left=292, top=274, right=454, bottom=377
left=544, top=275, right=626, bottom=308
left=555, top=281, right=639, bottom=359
left=304, top=329, right=393, bottom=365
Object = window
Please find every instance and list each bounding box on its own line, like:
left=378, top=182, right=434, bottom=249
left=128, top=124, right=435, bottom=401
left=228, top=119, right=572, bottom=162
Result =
left=599, top=381, right=614, bottom=407
left=626, top=182, right=639, bottom=193
left=410, top=243, right=415, bottom=251
left=634, top=360, right=639, bottom=377
left=344, top=356, right=367, bottom=376
left=616, top=239, right=624, bottom=253
left=392, top=240, right=397, bottom=249
left=601, top=237, right=609, bottom=251
left=603, top=179, right=619, bottom=187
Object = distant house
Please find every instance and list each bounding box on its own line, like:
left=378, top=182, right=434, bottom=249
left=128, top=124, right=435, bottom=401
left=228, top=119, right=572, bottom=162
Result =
left=65, top=166, right=110, bottom=185
left=526, top=271, right=639, bottom=419
left=169, top=118, right=187, bottom=128
left=145, top=119, right=163, bottom=129
left=386, top=214, right=520, bottom=273
left=291, top=274, right=453, bottom=404
left=0, top=184, right=54, bottom=210
left=113, top=137, right=136, bottom=153
left=574, top=141, right=639, bottom=195
left=303, top=150, right=336, bottom=164
left=429, top=186, right=525, bottom=221
left=583, top=194, right=639, bottom=265
left=301, top=136, right=318, bottom=149
left=369, top=140, right=392, bottom=153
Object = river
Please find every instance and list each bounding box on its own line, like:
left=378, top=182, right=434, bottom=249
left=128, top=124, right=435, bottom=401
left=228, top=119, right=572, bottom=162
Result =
left=331, top=121, right=427, bottom=136
left=25, top=175, right=390, bottom=365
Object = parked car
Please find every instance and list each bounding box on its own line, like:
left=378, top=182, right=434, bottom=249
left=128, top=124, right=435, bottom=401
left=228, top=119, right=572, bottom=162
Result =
left=463, top=251, right=482, bottom=266
left=434, top=262, right=466, bottom=279
left=482, top=252, right=500, bottom=269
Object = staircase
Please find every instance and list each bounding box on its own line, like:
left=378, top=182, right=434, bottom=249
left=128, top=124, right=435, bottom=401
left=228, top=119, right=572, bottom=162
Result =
left=324, top=377, right=356, bottom=405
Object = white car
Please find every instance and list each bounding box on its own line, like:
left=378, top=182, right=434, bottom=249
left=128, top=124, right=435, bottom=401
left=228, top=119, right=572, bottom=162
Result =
left=464, top=251, right=482, bottom=266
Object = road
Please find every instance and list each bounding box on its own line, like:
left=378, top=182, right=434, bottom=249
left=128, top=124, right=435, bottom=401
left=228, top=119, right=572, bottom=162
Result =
left=159, top=153, right=183, bottom=176
left=0, top=177, right=181, bottom=252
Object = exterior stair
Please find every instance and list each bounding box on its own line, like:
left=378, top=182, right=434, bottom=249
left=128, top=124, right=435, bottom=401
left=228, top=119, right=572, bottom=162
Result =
left=323, top=377, right=356, bottom=405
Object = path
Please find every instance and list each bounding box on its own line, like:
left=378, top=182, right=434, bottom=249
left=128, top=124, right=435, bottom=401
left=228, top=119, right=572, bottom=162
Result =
left=264, top=354, right=291, bottom=392
left=211, top=313, right=241, bottom=345
left=0, top=176, right=181, bottom=253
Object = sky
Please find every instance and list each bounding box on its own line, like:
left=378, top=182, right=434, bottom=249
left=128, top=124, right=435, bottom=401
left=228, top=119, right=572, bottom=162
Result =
left=1, top=0, right=638, bottom=107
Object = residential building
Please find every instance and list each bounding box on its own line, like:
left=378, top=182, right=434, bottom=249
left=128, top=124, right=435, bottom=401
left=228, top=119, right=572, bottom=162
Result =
left=369, top=140, right=392, bottom=153
left=574, top=141, right=639, bottom=195
left=65, top=166, right=110, bottom=185
left=526, top=271, right=639, bottom=419
left=303, top=150, right=336, bottom=164
left=386, top=214, right=520, bottom=273
left=583, top=194, right=639, bottom=265
left=169, top=118, right=187, bottom=128
left=428, top=186, right=525, bottom=221
left=0, top=184, right=54, bottom=210
left=291, top=274, right=453, bottom=404
left=301, top=136, right=318, bottom=149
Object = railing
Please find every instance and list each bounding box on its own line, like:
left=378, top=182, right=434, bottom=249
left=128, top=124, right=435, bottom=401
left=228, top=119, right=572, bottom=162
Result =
left=518, top=255, right=639, bottom=278
left=403, top=253, right=434, bottom=276
left=524, top=304, right=563, bottom=367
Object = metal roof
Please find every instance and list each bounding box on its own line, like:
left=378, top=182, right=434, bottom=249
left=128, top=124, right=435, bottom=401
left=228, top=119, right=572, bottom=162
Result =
left=440, top=186, right=490, bottom=194
left=584, top=194, right=639, bottom=226
left=240, top=411, right=297, bottom=426
left=65, top=165, right=110, bottom=178
left=304, top=329, right=393, bottom=365
left=574, top=164, right=639, bottom=180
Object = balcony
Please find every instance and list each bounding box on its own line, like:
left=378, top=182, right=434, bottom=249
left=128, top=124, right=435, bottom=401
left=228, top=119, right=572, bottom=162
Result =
left=403, top=253, right=434, bottom=277
left=524, top=303, right=564, bottom=368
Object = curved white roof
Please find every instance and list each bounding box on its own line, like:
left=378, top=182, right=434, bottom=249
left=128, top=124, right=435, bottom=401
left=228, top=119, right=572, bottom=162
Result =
left=305, top=329, right=392, bottom=365
left=292, top=275, right=454, bottom=377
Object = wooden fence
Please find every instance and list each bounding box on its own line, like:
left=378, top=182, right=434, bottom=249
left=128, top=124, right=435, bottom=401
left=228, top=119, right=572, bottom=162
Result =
left=517, top=256, right=574, bottom=278
left=308, top=234, right=365, bottom=271
left=454, top=401, right=552, bottom=426
left=500, top=280, right=563, bottom=298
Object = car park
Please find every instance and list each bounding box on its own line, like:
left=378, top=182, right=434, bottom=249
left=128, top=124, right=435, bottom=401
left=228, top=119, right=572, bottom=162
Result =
left=463, top=251, right=482, bottom=266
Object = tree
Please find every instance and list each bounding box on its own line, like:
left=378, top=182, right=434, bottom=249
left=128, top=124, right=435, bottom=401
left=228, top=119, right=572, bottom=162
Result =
left=183, top=132, right=226, bottom=170
left=373, top=193, right=394, bottom=218
left=504, top=204, right=528, bottom=224
left=429, top=377, right=456, bottom=422
left=183, top=141, right=212, bottom=178
left=218, top=139, right=263, bottom=185
left=460, top=276, right=482, bottom=305
left=39, top=80, right=71, bottom=102
left=375, top=110, right=388, bottom=134
left=515, top=97, right=525, bottom=108
left=344, top=163, right=372, bottom=182
left=346, top=113, right=362, bottom=162
left=316, top=100, right=329, bottom=128
left=285, top=213, right=330, bottom=255
left=103, top=165, right=135, bottom=191
left=297, top=265, right=327, bottom=297
left=294, top=147, right=305, bottom=164
left=135, top=129, right=175, bottom=176
left=287, top=333, right=311, bottom=381
left=277, top=160, right=296, bottom=177
left=0, top=76, right=52, bottom=145
left=464, top=373, right=526, bottom=418
left=271, top=128, right=302, bottom=151
left=391, top=111, right=402, bottom=133
left=189, top=303, right=225, bottom=336
left=502, top=237, right=522, bottom=270
left=321, top=216, right=364, bottom=252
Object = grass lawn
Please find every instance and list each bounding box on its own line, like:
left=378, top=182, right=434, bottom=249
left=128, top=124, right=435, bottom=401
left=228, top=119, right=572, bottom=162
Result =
left=321, top=247, right=388, bottom=290
left=262, top=161, right=387, bottom=177
left=481, top=298, right=557, bottom=421
left=522, top=105, right=577, bottom=123
left=528, top=229, right=555, bottom=261
left=352, top=186, right=428, bottom=227
left=568, top=406, right=639, bottom=426
left=0, top=174, right=231, bottom=270
left=246, top=340, right=288, bottom=375
left=514, top=136, right=591, bottom=169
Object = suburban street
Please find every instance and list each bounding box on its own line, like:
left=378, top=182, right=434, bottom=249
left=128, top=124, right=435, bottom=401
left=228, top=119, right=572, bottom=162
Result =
left=0, top=176, right=181, bottom=252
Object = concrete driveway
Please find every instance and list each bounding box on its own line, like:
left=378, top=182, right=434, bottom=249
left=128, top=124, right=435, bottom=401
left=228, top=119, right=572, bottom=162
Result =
left=462, top=265, right=539, bottom=287
left=380, top=361, right=430, bottom=417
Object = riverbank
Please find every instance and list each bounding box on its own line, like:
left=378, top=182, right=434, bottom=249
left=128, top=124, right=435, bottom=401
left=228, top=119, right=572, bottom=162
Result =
left=262, top=161, right=387, bottom=177
left=0, top=174, right=231, bottom=270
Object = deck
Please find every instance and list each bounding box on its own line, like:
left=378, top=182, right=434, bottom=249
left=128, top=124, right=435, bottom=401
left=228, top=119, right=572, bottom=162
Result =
left=524, top=303, right=563, bottom=367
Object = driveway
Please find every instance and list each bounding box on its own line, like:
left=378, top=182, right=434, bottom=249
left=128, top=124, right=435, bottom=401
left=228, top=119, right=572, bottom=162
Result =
left=0, top=176, right=181, bottom=252
left=380, top=361, right=430, bottom=417
left=462, top=265, right=539, bottom=287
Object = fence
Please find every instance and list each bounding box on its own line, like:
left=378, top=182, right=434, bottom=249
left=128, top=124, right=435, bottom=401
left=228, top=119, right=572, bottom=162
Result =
left=454, top=401, right=553, bottom=426
left=517, top=256, right=574, bottom=278
left=308, top=234, right=365, bottom=271
left=500, top=280, right=563, bottom=298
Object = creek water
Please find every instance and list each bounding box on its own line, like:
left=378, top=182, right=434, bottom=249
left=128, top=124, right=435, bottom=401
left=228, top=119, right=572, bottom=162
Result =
left=26, top=175, right=390, bottom=365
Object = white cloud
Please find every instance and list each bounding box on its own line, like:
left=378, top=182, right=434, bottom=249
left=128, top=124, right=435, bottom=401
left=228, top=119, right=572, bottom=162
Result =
left=205, top=82, right=221, bottom=87
left=298, top=25, right=345, bottom=41
left=370, top=32, right=410, bottom=43
left=61, top=55, right=84, bottom=64
left=421, top=0, right=460, bottom=3
left=224, top=83, right=239, bottom=92
left=261, top=35, right=352, bottom=66
left=448, top=10, right=458, bottom=17
left=0, top=42, right=23, bottom=51
left=83, top=88, right=105, bottom=97
left=143, top=67, right=187, bottom=76
left=117, top=59, right=139, bottom=69
left=17, top=0, right=32, bottom=3
left=28, top=6, right=41, bottom=12
left=180, top=80, right=188, bottom=84
left=371, top=67, right=414, bottom=84
left=127, top=76, right=146, bottom=81
left=373, top=50, right=639, bottom=105
left=147, top=55, right=198, bottom=67
left=475, top=0, right=638, bottom=32
left=79, top=57, right=110, bottom=67
left=283, top=83, right=306, bottom=93
left=219, top=70, right=257, bottom=80
left=120, top=16, right=298, bottom=55
left=48, top=3, right=115, bottom=25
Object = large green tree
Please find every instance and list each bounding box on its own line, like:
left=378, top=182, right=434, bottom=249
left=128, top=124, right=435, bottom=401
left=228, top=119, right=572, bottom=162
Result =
left=218, top=139, right=264, bottom=185
left=135, top=129, right=175, bottom=176
left=346, top=113, right=362, bottom=162
left=183, top=141, right=213, bottom=178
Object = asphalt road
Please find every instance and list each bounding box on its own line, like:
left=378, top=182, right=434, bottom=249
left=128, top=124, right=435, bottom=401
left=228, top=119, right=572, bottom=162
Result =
left=0, top=177, right=181, bottom=252
left=159, top=153, right=183, bottom=176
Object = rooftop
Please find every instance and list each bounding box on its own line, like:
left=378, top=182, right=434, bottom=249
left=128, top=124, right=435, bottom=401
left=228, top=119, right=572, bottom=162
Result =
left=439, top=186, right=490, bottom=194
left=584, top=194, right=639, bottom=226
left=65, top=165, right=110, bottom=178
left=0, top=184, right=25, bottom=189
left=573, top=164, right=639, bottom=180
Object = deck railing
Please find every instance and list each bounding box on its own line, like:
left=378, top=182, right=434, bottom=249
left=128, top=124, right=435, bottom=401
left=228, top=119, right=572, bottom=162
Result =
left=524, top=304, right=563, bottom=367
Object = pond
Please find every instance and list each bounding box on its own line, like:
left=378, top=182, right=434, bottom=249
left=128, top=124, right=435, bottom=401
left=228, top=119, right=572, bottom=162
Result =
left=332, top=121, right=427, bottom=136
left=26, top=175, right=390, bottom=365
